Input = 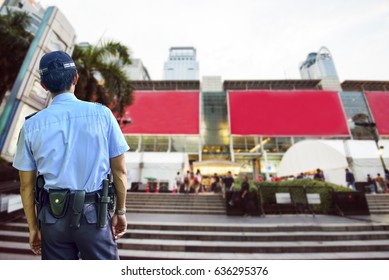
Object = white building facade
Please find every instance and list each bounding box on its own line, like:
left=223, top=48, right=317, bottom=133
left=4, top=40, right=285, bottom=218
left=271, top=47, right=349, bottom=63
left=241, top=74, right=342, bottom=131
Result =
left=299, top=46, right=341, bottom=91
left=163, top=47, right=199, bottom=80
left=124, top=59, right=151, bottom=81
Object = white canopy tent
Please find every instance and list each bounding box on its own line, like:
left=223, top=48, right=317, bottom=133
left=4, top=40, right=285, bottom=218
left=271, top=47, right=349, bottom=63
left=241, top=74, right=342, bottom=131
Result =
left=277, top=139, right=389, bottom=185
left=346, top=140, right=385, bottom=181
left=277, top=140, right=349, bottom=186
left=124, top=152, right=190, bottom=190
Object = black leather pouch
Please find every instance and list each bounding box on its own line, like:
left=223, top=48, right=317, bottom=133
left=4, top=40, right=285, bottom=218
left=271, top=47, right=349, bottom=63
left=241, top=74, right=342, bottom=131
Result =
left=48, top=189, right=70, bottom=218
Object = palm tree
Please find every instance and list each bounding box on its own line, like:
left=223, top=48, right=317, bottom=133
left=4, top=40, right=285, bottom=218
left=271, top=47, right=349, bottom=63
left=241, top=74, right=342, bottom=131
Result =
left=0, top=8, right=33, bottom=102
left=72, top=41, right=134, bottom=118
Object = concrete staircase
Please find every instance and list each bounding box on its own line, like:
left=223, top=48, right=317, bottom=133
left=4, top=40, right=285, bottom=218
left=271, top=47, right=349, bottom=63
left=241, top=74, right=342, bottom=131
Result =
left=366, top=194, right=389, bottom=214
left=126, top=193, right=226, bottom=215
left=1, top=192, right=389, bottom=260
left=117, top=221, right=389, bottom=260
left=1, top=216, right=389, bottom=260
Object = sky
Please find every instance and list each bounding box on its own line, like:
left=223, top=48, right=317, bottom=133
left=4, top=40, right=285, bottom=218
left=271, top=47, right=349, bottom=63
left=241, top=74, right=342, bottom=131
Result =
left=36, top=0, right=389, bottom=81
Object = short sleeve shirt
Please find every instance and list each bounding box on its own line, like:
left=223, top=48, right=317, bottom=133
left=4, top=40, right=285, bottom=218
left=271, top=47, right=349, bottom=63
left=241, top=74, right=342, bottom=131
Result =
left=223, top=177, right=234, bottom=189
left=13, top=93, right=129, bottom=192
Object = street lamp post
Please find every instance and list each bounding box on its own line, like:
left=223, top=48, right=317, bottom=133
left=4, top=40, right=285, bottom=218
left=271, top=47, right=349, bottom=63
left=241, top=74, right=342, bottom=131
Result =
left=377, top=145, right=387, bottom=171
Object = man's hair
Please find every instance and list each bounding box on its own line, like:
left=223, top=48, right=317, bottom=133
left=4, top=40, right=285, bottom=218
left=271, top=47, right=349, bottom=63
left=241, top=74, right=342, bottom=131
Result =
left=40, top=63, right=77, bottom=94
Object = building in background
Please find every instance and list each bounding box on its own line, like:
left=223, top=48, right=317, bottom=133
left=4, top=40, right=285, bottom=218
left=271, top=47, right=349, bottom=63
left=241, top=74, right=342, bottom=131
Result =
left=163, top=47, right=199, bottom=80
left=2, top=17, right=389, bottom=188
left=0, top=5, right=76, bottom=161
left=299, top=46, right=341, bottom=91
left=1, top=0, right=45, bottom=35
left=201, top=76, right=222, bottom=92
left=124, top=59, right=151, bottom=81
left=118, top=79, right=389, bottom=187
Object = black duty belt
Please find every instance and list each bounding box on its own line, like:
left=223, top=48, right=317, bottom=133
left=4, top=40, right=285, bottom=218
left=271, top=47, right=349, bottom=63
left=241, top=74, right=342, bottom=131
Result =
left=43, top=189, right=102, bottom=229
left=42, top=189, right=100, bottom=204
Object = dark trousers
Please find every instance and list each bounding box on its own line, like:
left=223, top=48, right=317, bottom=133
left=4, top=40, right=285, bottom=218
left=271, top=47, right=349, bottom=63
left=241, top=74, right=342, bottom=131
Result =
left=39, top=202, right=119, bottom=260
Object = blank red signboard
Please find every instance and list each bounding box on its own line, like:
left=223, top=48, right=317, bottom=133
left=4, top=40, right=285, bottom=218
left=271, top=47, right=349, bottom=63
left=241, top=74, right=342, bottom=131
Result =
left=228, top=90, right=349, bottom=136
left=365, top=91, right=389, bottom=136
left=121, top=91, right=200, bottom=134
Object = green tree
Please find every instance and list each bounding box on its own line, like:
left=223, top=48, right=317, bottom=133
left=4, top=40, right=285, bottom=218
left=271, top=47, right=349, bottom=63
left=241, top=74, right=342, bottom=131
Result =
left=72, top=41, right=134, bottom=118
left=0, top=8, right=33, bottom=103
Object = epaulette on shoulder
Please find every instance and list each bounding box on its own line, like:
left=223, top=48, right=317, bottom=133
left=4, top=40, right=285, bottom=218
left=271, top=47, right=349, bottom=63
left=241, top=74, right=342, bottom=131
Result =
left=25, top=112, right=38, bottom=120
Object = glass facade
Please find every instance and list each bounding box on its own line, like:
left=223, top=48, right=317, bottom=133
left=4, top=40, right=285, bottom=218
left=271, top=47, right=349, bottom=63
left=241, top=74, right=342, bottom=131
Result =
left=141, top=136, right=169, bottom=152
left=340, top=91, right=375, bottom=140
left=121, top=85, right=388, bottom=179
left=171, top=136, right=200, bottom=153
left=124, top=135, right=200, bottom=153
left=201, top=92, right=230, bottom=157
left=264, top=137, right=292, bottom=153
left=124, top=135, right=139, bottom=152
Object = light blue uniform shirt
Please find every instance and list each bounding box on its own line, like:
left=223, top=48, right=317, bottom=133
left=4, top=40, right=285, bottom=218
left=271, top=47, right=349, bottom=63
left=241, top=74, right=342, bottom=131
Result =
left=13, top=93, right=129, bottom=192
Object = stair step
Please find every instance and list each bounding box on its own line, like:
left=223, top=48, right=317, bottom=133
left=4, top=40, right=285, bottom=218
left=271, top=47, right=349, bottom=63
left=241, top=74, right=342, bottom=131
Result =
left=125, top=222, right=389, bottom=232
left=0, top=252, right=40, bottom=260
left=126, top=200, right=224, bottom=204
left=122, top=229, right=389, bottom=242
left=126, top=208, right=226, bottom=215
left=125, top=193, right=225, bottom=215
left=0, top=240, right=34, bottom=255
left=118, top=249, right=389, bottom=260
left=0, top=222, right=29, bottom=232
left=0, top=230, right=29, bottom=242
left=126, top=205, right=225, bottom=210
left=117, top=238, right=389, bottom=253
left=370, top=210, right=389, bottom=214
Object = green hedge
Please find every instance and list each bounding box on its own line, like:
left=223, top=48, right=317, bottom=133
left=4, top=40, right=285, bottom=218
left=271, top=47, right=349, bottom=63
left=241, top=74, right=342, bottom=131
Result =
left=232, top=178, right=351, bottom=214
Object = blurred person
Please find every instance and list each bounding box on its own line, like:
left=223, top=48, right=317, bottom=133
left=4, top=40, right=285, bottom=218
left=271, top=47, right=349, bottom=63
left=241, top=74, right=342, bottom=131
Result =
left=240, top=175, right=250, bottom=216
left=222, top=171, right=235, bottom=196
left=313, top=169, right=324, bottom=181
left=375, top=173, right=386, bottom=193
left=367, top=174, right=376, bottom=194
left=174, top=171, right=182, bottom=192
left=345, top=168, right=356, bottom=190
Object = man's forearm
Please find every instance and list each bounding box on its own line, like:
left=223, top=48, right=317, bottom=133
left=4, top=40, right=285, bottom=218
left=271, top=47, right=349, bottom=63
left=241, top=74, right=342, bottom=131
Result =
left=19, top=171, right=39, bottom=232
left=113, top=171, right=127, bottom=210
left=110, top=154, right=128, bottom=210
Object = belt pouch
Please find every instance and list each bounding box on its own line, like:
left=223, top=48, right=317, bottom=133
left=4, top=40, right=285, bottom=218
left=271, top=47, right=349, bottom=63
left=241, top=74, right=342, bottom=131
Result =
left=70, top=190, right=85, bottom=229
left=48, top=189, right=70, bottom=218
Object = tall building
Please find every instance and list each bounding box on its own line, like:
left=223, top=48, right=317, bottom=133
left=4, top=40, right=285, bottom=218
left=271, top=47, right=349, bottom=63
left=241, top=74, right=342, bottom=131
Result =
left=0, top=5, right=76, bottom=161
left=163, top=47, right=199, bottom=80
left=299, top=46, right=341, bottom=90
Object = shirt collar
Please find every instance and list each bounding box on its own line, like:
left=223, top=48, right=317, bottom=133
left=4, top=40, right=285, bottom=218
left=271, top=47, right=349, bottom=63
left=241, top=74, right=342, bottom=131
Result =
left=51, top=93, right=78, bottom=104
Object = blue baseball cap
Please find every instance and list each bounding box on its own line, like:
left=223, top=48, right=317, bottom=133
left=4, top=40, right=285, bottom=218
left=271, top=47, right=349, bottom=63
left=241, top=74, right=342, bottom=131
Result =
left=39, top=51, right=76, bottom=76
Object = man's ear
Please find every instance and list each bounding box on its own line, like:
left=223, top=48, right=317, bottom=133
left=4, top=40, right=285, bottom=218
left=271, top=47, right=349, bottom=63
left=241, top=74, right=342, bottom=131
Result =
left=73, top=73, right=79, bottom=86
left=40, top=82, right=48, bottom=91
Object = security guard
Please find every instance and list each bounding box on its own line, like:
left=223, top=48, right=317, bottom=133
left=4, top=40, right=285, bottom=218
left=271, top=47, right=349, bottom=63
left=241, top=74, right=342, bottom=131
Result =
left=13, top=51, right=129, bottom=260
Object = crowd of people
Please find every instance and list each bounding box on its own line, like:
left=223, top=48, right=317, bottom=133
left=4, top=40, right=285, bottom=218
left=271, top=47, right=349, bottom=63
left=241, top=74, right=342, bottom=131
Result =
left=365, top=170, right=389, bottom=194
left=174, top=169, right=235, bottom=195
left=174, top=170, right=255, bottom=216
left=341, top=168, right=388, bottom=194
left=172, top=166, right=389, bottom=218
